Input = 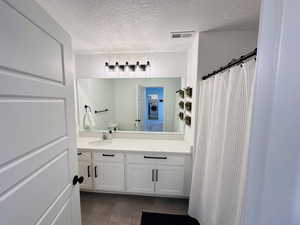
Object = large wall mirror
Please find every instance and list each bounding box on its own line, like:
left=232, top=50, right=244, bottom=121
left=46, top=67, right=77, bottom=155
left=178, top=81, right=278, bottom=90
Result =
left=77, top=78, right=185, bottom=133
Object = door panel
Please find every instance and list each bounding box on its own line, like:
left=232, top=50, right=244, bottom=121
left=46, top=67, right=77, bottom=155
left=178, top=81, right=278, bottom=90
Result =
left=0, top=0, right=63, bottom=82
left=0, top=136, right=68, bottom=194
left=0, top=1, right=80, bottom=225
left=0, top=100, right=66, bottom=165
left=50, top=200, right=72, bottom=225
left=0, top=152, right=69, bottom=225
left=94, top=162, right=125, bottom=191
left=0, top=70, right=66, bottom=97
left=155, top=166, right=184, bottom=196
left=127, top=164, right=154, bottom=194
left=36, top=185, right=71, bottom=225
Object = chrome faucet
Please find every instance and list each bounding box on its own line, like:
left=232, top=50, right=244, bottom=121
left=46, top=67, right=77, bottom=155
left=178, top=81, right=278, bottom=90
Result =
left=102, top=130, right=112, bottom=140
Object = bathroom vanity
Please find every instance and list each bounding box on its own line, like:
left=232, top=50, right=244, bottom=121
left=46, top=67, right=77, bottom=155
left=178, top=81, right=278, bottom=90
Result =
left=76, top=76, right=193, bottom=198
left=77, top=137, right=192, bottom=198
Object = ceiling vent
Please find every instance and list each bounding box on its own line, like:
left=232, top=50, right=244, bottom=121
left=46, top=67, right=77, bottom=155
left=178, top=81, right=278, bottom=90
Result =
left=171, top=31, right=194, bottom=39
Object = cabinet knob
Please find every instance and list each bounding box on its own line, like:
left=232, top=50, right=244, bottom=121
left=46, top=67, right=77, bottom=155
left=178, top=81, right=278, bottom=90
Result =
left=73, top=175, right=84, bottom=185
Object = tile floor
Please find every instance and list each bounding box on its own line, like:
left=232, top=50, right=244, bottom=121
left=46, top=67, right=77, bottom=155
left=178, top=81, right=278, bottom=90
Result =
left=80, top=192, right=189, bottom=225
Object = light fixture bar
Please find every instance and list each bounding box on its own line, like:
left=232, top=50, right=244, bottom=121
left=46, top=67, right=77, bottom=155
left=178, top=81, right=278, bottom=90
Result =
left=105, top=61, right=151, bottom=72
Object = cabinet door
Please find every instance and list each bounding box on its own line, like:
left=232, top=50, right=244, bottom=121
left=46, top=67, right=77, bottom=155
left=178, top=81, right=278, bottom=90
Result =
left=79, top=161, right=92, bottom=189
left=94, top=162, right=125, bottom=191
left=155, top=166, right=184, bottom=196
left=127, top=164, right=155, bottom=194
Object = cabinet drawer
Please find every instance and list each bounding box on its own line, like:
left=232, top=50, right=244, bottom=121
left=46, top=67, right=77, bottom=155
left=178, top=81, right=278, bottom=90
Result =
left=127, top=153, right=184, bottom=166
left=93, top=152, right=124, bottom=162
left=77, top=151, right=91, bottom=161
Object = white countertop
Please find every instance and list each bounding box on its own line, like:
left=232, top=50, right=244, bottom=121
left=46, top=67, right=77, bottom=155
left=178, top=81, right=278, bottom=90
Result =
left=77, top=137, right=191, bottom=155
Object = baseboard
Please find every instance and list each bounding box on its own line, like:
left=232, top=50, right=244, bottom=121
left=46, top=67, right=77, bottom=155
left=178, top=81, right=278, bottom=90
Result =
left=80, top=189, right=189, bottom=199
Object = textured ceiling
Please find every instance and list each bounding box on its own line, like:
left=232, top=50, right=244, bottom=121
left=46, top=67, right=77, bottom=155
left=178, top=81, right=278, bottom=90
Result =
left=35, top=0, right=261, bottom=52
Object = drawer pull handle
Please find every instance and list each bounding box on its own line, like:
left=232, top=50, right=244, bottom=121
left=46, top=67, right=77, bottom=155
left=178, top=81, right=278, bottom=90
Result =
left=144, top=156, right=167, bottom=160
left=94, top=166, right=98, bottom=178
left=152, top=169, right=154, bottom=182
left=77, top=152, right=82, bottom=156
left=87, top=165, right=91, bottom=177
left=102, top=154, right=115, bottom=157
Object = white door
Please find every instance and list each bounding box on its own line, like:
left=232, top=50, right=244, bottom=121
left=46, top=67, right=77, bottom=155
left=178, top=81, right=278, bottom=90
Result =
left=0, top=1, right=81, bottom=225
left=94, top=162, right=125, bottom=191
left=127, top=164, right=155, bottom=194
left=79, top=161, right=93, bottom=189
left=155, top=166, right=185, bottom=196
left=136, top=85, right=144, bottom=130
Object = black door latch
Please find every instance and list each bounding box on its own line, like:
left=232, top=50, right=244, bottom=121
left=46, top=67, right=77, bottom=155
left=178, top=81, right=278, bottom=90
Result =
left=73, top=175, right=84, bottom=185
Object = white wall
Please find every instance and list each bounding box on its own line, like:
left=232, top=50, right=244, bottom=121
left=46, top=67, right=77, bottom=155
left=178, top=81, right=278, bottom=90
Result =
left=184, top=33, right=200, bottom=146
left=75, top=52, right=187, bottom=78
left=197, top=30, right=258, bottom=78
left=242, top=0, right=300, bottom=225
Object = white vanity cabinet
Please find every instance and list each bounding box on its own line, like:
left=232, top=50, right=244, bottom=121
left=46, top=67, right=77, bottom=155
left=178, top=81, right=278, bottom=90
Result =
left=126, top=154, right=186, bottom=196
left=93, top=152, right=125, bottom=191
left=127, top=164, right=156, bottom=194
left=77, top=146, right=191, bottom=197
left=155, top=165, right=185, bottom=195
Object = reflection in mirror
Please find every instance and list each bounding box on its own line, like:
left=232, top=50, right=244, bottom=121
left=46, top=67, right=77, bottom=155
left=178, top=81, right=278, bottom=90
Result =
left=77, top=78, right=184, bottom=133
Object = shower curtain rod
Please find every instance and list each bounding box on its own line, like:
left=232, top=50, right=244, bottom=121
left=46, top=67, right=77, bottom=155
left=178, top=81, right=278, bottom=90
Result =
left=202, top=48, right=257, bottom=80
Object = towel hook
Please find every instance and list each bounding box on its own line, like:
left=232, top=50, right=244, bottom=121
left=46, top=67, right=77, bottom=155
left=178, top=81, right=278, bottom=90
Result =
left=84, top=105, right=92, bottom=113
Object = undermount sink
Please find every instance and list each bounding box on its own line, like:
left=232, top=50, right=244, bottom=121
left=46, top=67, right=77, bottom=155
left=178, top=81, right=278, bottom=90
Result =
left=88, top=139, right=112, bottom=146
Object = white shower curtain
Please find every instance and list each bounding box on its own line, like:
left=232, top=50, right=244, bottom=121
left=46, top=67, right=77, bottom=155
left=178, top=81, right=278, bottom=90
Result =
left=188, top=59, right=256, bottom=225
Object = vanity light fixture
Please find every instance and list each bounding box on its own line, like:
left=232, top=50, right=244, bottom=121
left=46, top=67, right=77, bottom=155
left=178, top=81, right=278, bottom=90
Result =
left=105, top=61, right=151, bottom=72
left=139, top=61, right=151, bottom=71
left=105, top=62, right=115, bottom=71
left=129, top=64, right=136, bottom=71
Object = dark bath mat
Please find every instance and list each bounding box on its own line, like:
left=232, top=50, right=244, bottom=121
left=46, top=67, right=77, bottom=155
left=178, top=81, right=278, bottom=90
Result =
left=141, top=212, right=199, bottom=225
